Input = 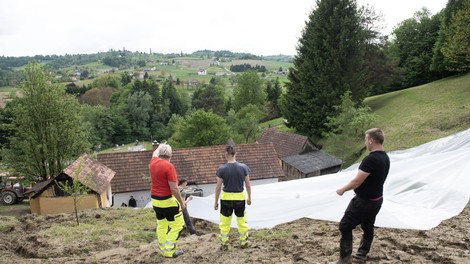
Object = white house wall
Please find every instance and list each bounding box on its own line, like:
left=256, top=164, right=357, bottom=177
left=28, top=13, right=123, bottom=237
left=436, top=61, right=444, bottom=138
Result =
left=113, top=178, right=278, bottom=208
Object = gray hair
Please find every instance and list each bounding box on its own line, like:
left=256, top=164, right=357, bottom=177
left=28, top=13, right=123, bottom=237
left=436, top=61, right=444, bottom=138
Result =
left=154, top=143, right=172, bottom=158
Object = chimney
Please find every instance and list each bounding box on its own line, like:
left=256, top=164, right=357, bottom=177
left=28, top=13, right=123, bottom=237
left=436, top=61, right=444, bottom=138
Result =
left=152, top=140, right=160, bottom=151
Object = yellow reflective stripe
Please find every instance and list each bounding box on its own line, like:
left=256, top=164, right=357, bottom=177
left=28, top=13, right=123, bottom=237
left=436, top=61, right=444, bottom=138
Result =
left=221, top=191, right=245, bottom=200
left=152, top=196, right=179, bottom=208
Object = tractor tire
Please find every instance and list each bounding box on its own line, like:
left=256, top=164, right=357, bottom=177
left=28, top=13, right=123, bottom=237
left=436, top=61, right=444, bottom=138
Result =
left=1, top=192, right=17, bottom=205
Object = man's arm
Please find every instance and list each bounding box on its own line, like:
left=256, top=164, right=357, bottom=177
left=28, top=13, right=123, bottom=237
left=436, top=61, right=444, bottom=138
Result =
left=336, top=169, right=370, bottom=196
left=245, top=175, right=251, bottom=205
left=214, top=177, right=223, bottom=210
left=169, top=181, right=186, bottom=211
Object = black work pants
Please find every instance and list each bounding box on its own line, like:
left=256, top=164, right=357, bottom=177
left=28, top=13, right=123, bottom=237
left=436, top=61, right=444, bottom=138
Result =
left=339, top=196, right=383, bottom=242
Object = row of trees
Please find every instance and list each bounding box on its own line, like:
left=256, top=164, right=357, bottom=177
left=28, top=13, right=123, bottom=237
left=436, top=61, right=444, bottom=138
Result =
left=229, top=63, right=267, bottom=72
left=1, top=0, right=467, bottom=182
left=282, top=0, right=469, bottom=137
left=0, top=62, right=280, bottom=182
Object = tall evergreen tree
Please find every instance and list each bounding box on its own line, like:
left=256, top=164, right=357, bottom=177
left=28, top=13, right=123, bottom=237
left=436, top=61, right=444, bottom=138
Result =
left=1, top=62, right=90, bottom=181
left=191, top=83, right=226, bottom=116
left=282, top=0, right=366, bottom=136
left=162, top=79, right=185, bottom=118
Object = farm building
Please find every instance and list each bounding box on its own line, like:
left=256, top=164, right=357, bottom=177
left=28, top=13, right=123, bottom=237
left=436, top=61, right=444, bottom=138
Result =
left=257, top=128, right=343, bottom=180
left=25, top=154, right=115, bottom=215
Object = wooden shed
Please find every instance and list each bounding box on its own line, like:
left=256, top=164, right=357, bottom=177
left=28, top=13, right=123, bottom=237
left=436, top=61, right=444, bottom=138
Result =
left=25, top=154, right=115, bottom=215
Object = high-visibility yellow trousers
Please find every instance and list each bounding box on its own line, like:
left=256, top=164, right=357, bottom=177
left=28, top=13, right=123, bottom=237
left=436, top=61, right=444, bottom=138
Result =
left=219, top=191, right=249, bottom=246
left=152, top=196, right=184, bottom=257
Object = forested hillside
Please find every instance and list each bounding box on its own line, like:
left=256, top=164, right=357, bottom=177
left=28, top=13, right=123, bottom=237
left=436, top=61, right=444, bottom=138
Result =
left=0, top=0, right=468, bottom=182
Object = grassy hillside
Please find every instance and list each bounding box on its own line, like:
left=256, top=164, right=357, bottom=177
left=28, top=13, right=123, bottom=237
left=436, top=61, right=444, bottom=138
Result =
left=366, top=72, right=470, bottom=151
left=322, top=72, right=470, bottom=166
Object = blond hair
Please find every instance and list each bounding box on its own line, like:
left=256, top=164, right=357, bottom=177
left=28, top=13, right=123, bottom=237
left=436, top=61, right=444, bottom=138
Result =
left=153, top=143, right=172, bottom=158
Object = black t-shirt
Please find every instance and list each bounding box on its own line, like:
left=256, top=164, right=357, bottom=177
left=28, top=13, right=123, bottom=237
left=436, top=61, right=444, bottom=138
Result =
left=216, top=162, right=250, bottom=192
left=355, top=150, right=390, bottom=199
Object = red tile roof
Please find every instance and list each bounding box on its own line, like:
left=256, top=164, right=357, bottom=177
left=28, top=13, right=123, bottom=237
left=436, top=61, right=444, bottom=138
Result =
left=62, top=154, right=116, bottom=194
left=97, top=151, right=152, bottom=193
left=257, top=128, right=317, bottom=157
left=24, top=154, right=115, bottom=198
left=98, top=143, right=284, bottom=193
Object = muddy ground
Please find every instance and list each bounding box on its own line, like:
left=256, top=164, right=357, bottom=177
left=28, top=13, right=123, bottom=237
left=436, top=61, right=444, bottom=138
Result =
left=0, top=201, right=469, bottom=264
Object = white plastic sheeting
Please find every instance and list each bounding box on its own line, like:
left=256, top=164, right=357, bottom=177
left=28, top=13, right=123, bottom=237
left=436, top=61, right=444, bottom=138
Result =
left=187, top=129, right=470, bottom=230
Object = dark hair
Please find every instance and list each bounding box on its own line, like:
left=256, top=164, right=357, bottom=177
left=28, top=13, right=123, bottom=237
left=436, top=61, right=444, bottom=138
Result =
left=178, top=179, right=188, bottom=186
left=225, top=145, right=236, bottom=155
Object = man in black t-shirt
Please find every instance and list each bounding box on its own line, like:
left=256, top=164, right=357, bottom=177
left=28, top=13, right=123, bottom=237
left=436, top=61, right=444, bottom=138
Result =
left=334, top=128, right=390, bottom=263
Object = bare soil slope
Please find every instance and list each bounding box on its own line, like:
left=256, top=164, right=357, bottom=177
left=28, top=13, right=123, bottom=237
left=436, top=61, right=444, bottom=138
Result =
left=1, top=202, right=469, bottom=264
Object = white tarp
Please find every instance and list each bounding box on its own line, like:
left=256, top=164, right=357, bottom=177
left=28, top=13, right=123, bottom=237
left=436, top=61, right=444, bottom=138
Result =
left=187, top=128, right=470, bottom=230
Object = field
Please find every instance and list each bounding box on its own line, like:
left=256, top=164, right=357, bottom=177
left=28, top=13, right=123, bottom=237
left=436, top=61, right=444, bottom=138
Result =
left=0, top=200, right=469, bottom=263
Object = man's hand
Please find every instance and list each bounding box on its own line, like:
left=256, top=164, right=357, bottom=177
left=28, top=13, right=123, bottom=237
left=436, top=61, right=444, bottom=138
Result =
left=336, top=188, right=345, bottom=196
left=246, top=199, right=251, bottom=206
left=214, top=202, right=218, bottom=210
left=186, top=195, right=193, bottom=202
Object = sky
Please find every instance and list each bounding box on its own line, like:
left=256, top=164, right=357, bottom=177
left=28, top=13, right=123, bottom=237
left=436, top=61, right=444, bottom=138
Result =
left=0, top=0, right=448, bottom=57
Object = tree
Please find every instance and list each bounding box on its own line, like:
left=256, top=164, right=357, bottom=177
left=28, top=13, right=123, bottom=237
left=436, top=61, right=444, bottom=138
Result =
left=282, top=0, right=366, bottom=137
left=232, top=70, right=266, bottom=112
left=81, top=105, right=117, bottom=150
left=232, top=104, right=264, bottom=144
left=439, top=0, right=470, bottom=72
left=1, top=62, right=90, bottom=181
left=359, top=4, right=404, bottom=95
left=169, top=110, right=230, bottom=148
left=127, top=91, right=152, bottom=140
left=265, top=78, right=282, bottom=119
left=55, top=159, right=95, bottom=226
left=322, top=90, right=376, bottom=159
left=56, top=177, right=91, bottom=226
left=191, top=83, right=226, bottom=116
left=323, top=90, right=376, bottom=138
left=390, top=8, right=442, bottom=87
left=162, top=79, right=186, bottom=117
left=431, top=0, right=469, bottom=73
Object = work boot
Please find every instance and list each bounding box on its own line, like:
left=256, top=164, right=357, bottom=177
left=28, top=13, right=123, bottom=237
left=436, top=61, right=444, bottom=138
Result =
left=220, top=244, right=228, bottom=251
left=172, top=250, right=184, bottom=258
left=353, top=238, right=372, bottom=260
left=333, top=241, right=352, bottom=264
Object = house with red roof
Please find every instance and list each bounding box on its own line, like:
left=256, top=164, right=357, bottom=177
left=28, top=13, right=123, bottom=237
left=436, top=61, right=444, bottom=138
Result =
left=98, top=142, right=285, bottom=208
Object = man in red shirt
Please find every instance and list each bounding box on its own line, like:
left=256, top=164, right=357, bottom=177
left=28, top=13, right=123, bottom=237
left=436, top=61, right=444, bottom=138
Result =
left=150, top=143, right=186, bottom=258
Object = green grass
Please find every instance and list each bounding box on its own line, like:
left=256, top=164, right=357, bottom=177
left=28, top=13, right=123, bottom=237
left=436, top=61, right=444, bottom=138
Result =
left=0, top=86, right=19, bottom=93
left=41, top=208, right=157, bottom=245
left=366, top=73, right=470, bottom=150
left=322, top=72, right=470, bottom=165
left=97, top=141, right=153, bottom=154
left=251, top=229, right=292, bottom=240
left=260, top=117, right=295, bottom=133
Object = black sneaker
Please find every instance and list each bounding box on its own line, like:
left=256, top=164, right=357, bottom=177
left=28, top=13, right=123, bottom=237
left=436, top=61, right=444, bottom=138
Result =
left=353, top=253, right=367, bottom=260
left=172, top=250, right=184, bottom=258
